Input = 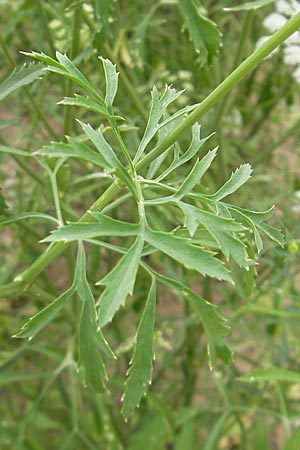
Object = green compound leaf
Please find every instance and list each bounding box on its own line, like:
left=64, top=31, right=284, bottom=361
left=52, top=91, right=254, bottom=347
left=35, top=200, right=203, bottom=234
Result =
left=134, top=85, right=183, bottom=163
left=145, top=227, right=232, bottom=281
left=178, top=0, right=222, bottom=65
left=100, top=57, right=119, bottom=112
left=23, top=51, right=104, bottom=103
left=282, top=427, right=300, bottom=450
left=238, top=367, right=300, bottom=383
left=0, top=63, right=44, bottom=101
left=157, top=125, right=215, bottom=181
left=76, top=242, right=109, bottom=393
left=122, top=278, right=156, bottom=419
left=209, top=164, right=253, bottom=201
left=42, top=215, right=140, bottom=242
left=14, top=285, right=75, bottom=340
left=179, top=203, right=253, bottom=266
left=78, top=121, right=122, bottom=169
left=148, top=269, right=232, bottom=370
left=35, top=140, right=109, bottom=170
left=228, top=204, right=284, bottom=249
left=58, top=95, right=112, bottom=118
left=78, top=121, right=138, bottom=196
left=174, top=150, right=218, bottom=200
left=97, top=235, right=144, bottom=327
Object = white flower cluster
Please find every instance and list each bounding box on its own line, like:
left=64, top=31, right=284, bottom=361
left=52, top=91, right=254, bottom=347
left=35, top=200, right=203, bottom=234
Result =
left=257, top=0, right=300, bottom=82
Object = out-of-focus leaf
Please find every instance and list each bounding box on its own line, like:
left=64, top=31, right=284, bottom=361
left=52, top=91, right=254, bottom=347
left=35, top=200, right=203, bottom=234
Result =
left=148, top=268, right=232, bottom=369
left=42, top=215, right=140, bottom=242
left=209, top=164, right=253, bottom=201
left=122, top=278, right=156, bottom=419
left=95, top=0, right=115, bottom=35
left=100, top=57, right=119, bottom=112
left=97, top=236, right=144, bottom=327
left=0, top=212, right=59, bottom=228
left=224, top=0, right=275, bottom=11
left=14, top=286, right=75, bottom=339
left=0, top=145, right=31, bottom=157
left=0, top=189, right=8, bottom=215
left=282, top=427, right=300, bottom=450
left=134, top=85, right=183, bottom=163
left=0, top=372, right=53, bottom=386
left=235, top=304, right=300, bottom=319
left=145, top=227, right=232, bottom=281
left=0, top=63, right=44, bottom=101
left=178, top=0, right=222, bottom=64
left=239, top=367, right=300, bottom=383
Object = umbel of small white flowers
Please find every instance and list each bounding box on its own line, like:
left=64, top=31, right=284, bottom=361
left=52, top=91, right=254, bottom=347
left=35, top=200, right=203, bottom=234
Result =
left=256, top=0, right=300, bottom=82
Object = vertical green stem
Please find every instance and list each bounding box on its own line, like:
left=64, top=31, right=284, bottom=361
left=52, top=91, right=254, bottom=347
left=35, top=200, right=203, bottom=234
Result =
left=63, top=5, right=82, bottom=136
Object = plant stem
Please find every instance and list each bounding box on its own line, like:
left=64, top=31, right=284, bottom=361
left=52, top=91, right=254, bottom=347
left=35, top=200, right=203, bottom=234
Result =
left=1, top=13, right=300, bottom=296
left=211, top=10, right=255, bottom=133
left=139, top=13, right=300, bottom=170
left=63, top=5, right=82, bottom=137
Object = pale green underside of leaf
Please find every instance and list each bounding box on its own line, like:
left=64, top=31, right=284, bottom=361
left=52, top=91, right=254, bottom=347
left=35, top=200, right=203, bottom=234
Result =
left=178, top=0, right=222, bottom=64
left=209, top=164, right=253, bottom=201
left=100, top=57, right=119, bottom=112
left=238, top=367, right=300, bottom=383
left=58, top=95, right=113, bottom=118
left=179, top=202, right=253, bottom=266
left=23, top=51, right=104, bottom=103
left=42, top=214, right=140, bottom=242
left=145, top=227, right=232, bottom=281
left=14, top=286, right=75, bottom=339
left=97, top=236, right=144, bottom=327
left=156, top=123, right=214, bottom=181
left=134, top=85, right=183, bottom=163
left=147, top=268, right=232, bottom=370
left=76, top=242, right=110, bottom=393
left=0, top=63, right=44, bottom=101
left=35, top=141, right=109, bottom=170
left=224, top=0, right=275, bottom=11
left=121, top=278, right=156, bottom=419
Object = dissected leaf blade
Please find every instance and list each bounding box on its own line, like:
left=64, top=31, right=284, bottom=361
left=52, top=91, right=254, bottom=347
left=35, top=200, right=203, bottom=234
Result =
left=178, top=0, right=222, bottom=64
left=0, top=63, right=44, bottom=101
left=14, top=286, right=75, bottom=339
left=98, top=236, right=144, bottom=327
left=148, top=269, right=232, bottom=370
left=145, top=227, right=232, bottom=281
left=122, top=278, right=156, bottom=419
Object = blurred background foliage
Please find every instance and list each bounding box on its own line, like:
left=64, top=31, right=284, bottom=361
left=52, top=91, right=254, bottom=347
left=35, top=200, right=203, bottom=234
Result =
left=1, top=0, right=300, bottom=449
